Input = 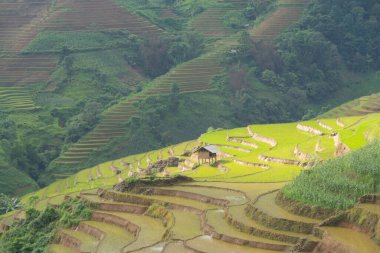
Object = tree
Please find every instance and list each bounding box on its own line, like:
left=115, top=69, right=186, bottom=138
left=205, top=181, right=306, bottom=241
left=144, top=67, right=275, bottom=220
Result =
left=168, top=84, right=180, bottom=112
left=261, top=69, right=278, bottom=86
left=65, top=101, right=103, bottom=143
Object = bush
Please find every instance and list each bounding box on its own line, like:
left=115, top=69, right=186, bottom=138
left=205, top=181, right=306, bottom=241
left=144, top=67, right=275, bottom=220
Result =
left=223, top=10, right=247, bottom=29
left=0, top=194, right=22, bottom=215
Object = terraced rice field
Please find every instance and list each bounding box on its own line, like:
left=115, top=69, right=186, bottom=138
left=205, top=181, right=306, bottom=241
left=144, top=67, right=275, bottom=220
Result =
left=32, top=114, right=380, bottom=200
left=0, top=1, right=58, bottom=111
left=0, top=0, right=50, bottom=53
left=54, top=0, right=310, bottom=164
left=250, top=0, right=309, bottom=42
left=23, top=175, right=380, bottom=252
left=38, top=0, right=164, bottom=37
left=55, top=38, right=236, bottom=164
left=190, top=0, right=249, bottom=38
left=10, top=113, right=379, bottom=252
left=27, top=181, right=321, bottom=252
left=0, top=0, right=164, bottom=112
left=322, top=92, right=380, bottom=118
left=319, top=227, right=380, bottom=253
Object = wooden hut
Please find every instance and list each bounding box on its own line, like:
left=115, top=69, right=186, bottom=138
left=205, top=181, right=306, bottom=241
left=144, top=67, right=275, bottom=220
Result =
left=193, top=145, right=221, bottom=164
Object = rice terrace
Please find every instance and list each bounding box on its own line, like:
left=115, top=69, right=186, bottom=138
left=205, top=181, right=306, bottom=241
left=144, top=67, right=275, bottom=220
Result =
left=0, top=0, right=380, bottom=253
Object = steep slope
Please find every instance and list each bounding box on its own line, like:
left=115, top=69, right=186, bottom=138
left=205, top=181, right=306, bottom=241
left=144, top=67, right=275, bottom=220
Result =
left=2, top=113, right=379, bottom=252
left=53, top=37, right=239, bottom=165
left=0, top=0, right=172, bottom=194
left=250, top=0, right=309, bottom=42
left=190, top=0, right=248, bottom=38
left=322, top=92, right=380, bottom=118
left=0, top=0, right=57, bottom=111
left=39, top=0, right=164, bottom=36
left=24, top=113, right=380, bottom=201
left=54, top=0, right=311, bottom=166
left=0, top=0, right=164, bottom=112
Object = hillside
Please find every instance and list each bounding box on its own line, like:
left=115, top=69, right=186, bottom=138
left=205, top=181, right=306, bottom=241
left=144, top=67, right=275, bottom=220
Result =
left=1, top=113, right=379, bottom=252
left=50, top=0, right=380, bottom=171
left=0, top=0, right=379, bottom=216
left=1, top=0, right=380, bottom=252
left=0, top=0, right=257, bottom=194
left=322, top=92, right=380, bottom=118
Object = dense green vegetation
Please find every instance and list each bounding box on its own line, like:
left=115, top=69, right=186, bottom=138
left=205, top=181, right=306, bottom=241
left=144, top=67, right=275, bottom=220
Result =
left=0, top=198, right=91, bottom=253
left=0, top=112, right=62, bottom=195
left=225, top=0, right=380, bottom=120
left=282, top=141, right=380, bottom=210
left=127, top=31, right=205, bottom=77
left=0, top=194, right=21, bottom=215
left=116, top=0, right=219, bottom=17
left=299, top=0, right=380, bottom=72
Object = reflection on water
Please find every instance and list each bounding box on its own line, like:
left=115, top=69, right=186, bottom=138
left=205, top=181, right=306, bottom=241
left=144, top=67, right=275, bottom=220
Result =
left=225, top=195, right=246, bottom=205
left=133, top=242, right=166, bottom=253
left=199, top=235, right=213, bottom=241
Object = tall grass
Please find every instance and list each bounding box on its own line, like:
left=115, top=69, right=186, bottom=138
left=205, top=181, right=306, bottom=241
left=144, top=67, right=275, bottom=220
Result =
left=282, top=141, right=380, bottom=210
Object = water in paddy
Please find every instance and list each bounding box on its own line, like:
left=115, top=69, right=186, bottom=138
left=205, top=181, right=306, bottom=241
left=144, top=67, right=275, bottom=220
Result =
left=50, top=244, right=76, bottom=253
left=164, top=241, right=193, bottom=253
left=133, top=242, right=166, bottom=253
left=358, top=203, right=380, bottom=215
left=186, top=235, right=282, bottom=253
left=254, top=191, right=319, bottom=223
left=161, top=185, right=247, bottom=205
left=322, top=227, right=380, bottom=253
left=207, top=209, right=292, bottom=246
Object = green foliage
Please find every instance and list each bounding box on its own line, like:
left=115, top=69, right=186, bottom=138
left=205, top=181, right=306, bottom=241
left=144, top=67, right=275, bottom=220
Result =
left=222, top=0, right=380, bottom=121
left=174, top=0, right=218, bottom=16
left=0, top=198, right=91, bottom=253
left=299, top=0, right=380, bottom=72
left=168, top=84, right=180, bottom=112
left=86, top=92, right=236, bottom=164
left=223, top=10, right=247, bottom=29
left=145, top=204, right=170, bottom=219
left=276, top=29, right=342, bottom=100
left=0, top=194, right=22, bottom=215
left=126, top=31, right=205, bottom=77
left=0, top=113, right=60, bottom=194
left=116, top=0, right=175, bottom=12
left=244, top=0, right=276, bottom=20
left=64, top=101, right=103, bottom=143
left=282, top=141, right=380, bottom=210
